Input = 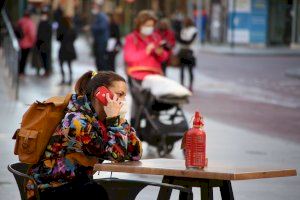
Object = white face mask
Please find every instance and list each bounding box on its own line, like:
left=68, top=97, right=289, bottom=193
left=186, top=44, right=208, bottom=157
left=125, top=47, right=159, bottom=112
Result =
left=119, top=101, right=128, bottom=119
left=140, top=26, right=154, bottom=36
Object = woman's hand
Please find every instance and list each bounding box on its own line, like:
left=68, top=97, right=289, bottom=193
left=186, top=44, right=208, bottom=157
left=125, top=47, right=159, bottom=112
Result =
left=104, top=93, right=123, bottom=118
left=146, top=43, right=155, bottom=55
left=154, top=47, right=164, bottom=55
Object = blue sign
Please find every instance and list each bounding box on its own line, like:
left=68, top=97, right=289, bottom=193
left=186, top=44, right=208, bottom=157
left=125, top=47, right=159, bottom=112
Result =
left=250, top=0, right=268, bottom=43
left=228, top=13, right=250, bottom=30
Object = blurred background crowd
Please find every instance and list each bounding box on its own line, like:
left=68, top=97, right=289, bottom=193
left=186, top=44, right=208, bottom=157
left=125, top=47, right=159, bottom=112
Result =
left=1, top=0, right=300, bottom=92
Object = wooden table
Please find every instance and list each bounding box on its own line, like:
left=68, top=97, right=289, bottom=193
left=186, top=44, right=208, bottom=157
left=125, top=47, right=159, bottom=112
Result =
left=94, top=158, right=297, bottom=200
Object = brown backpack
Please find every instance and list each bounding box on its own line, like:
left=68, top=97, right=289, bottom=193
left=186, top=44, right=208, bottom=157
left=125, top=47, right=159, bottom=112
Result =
left=13, top=93, right=72, bottom=164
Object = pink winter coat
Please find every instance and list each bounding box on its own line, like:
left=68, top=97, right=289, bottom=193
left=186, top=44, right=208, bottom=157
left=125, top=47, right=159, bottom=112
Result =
left=124, top=31, right=168, bottom=80
left=18, top=17, right=36, bottom=49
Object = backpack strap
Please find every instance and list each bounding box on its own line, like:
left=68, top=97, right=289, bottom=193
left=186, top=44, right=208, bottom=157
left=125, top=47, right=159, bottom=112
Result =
left=63, top=93, right=72, bottom=106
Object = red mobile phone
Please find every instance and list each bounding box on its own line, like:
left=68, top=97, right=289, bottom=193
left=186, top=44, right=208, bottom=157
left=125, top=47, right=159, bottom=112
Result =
left=95, top=86, right=114, bottom=106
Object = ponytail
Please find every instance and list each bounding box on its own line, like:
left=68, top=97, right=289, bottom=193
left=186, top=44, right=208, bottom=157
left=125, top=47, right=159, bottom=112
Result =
left=75, top=71, right=93, bottom=96
left=74, top=70, right=126, bottom=98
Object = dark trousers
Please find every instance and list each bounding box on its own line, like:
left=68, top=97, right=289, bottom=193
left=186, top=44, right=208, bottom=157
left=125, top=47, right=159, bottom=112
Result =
left=106, top=51, right=116, bottom=72
left=59, top=60, right=73, bottom=84
left=180, top=64, right=194, bottom=90
left=19, top=48, right=31, bottom=74
left=94, top=44, right=107, bottom=71
left=40, top=51, right=50, bottom=74
left=40, top=179, right=108, bottom=200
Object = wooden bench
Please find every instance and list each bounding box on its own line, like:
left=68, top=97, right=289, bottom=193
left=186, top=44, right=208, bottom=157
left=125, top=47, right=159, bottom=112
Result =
left=94, top=158, right=297, bottom=200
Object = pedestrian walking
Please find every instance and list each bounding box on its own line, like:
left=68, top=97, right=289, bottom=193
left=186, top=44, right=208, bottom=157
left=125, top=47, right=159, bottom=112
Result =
left=155, top=18, right=176, bottom=74
left=178, top=17, right=197, bottom=92
left=25, top=71, right=142, bottom=200
left=17, top=10, right=36, bottom=76
left=106, top=13, right=122, bottom=72
left=91, top=1, right=109, bottom=71
left=36, top=8, right=52, bottom=76
left=57, top=15, right=77, bottom=85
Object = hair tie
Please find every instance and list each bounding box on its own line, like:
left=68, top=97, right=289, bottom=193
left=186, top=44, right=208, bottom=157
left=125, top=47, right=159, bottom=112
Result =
left=91, top=71, right=98, bottom=79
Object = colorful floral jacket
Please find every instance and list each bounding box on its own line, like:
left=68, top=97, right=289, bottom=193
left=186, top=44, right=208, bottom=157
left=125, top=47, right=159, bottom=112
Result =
left=27, top=94, right=142, bottom=196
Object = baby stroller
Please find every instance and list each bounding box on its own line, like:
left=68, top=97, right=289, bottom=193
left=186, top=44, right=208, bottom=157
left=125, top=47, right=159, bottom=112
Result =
left=129, top=75, right=191, bottom=157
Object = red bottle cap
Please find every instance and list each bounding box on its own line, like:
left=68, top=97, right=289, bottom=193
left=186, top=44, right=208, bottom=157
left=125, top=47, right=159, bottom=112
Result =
left=193, top=111, right=203, bottom=128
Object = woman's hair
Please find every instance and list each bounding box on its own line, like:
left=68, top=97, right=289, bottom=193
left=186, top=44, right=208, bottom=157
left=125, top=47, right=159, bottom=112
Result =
left=157, top=18, right=171, bottom=30
left=183, top=17, right=195, bottom=27
left=75, top=71, right=126, bottom=98
left=134, top=10, right=157, bottom=30
left=61, top=15, right=73, bottom=29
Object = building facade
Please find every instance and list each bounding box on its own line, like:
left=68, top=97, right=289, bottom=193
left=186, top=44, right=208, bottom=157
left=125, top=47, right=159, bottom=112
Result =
left=207, top=0, right=300, bottom=47
left=8, top=0, right=300, bottom=47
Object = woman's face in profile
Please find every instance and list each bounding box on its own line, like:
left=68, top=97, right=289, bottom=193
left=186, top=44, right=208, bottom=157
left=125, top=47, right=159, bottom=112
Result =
left=108, top=81, right=127, bottom=102
left=92, top=80, right=127, bottom=118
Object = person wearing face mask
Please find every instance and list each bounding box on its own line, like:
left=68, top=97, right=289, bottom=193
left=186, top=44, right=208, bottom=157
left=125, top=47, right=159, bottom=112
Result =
left=124, top=10, right=168, bottom=81
left=90, top=1, right=110, bottom=71
left=26, top=71, right=142, bottom=200
left=123, top=10, right=169, bottom=125
left=155, top=18, right=176, bottom=74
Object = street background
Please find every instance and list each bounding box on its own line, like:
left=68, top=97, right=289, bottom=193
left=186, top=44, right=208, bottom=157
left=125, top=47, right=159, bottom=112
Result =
left=1, top=37, right=300, bottom=200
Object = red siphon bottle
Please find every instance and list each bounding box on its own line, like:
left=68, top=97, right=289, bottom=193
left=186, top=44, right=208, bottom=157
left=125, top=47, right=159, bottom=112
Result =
left=182, top=111, right=207, bottom=169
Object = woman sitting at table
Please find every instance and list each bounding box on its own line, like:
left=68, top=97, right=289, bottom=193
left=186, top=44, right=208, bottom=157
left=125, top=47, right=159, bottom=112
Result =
left=27, top=71, right=143, bottom=200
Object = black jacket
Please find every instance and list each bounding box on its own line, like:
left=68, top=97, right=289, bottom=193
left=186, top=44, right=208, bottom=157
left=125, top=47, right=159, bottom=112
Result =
left=36, top=20, right=52, bottom=53
left=57, top=25, right=77, bottom=62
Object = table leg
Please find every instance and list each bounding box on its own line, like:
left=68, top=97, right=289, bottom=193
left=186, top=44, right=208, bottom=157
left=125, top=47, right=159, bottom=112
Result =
left=157, top=176, right=174, bottom=200
left=201, top=183, right=214, bottom=200
left=158, top=176, right=233, bottom=200
left=220, top=180, right=234, bottom=200
left=179, top=189, right=193, bottom=200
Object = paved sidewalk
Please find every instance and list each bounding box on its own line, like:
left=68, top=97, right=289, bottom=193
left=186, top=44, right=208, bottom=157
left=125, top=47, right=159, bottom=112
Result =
left=286, top=68, right=300, bottom=79
left=0, top=37, right=299, bottom=200
left=199, top=44, right=300, bottom=56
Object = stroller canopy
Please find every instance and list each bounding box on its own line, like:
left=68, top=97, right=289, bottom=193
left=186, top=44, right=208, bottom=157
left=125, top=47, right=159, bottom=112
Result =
left=141, top=75, right=192, bottom=104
